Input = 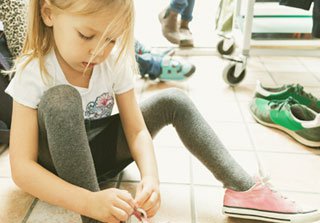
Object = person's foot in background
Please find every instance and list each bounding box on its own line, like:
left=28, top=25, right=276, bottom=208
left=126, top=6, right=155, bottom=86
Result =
left=179, top=19, right=194, bottom=47
left=158, top=7, right=180, bottom=44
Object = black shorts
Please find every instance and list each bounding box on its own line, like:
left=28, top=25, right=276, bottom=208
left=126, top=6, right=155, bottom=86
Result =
left=85, top=114, right=134, bottom=183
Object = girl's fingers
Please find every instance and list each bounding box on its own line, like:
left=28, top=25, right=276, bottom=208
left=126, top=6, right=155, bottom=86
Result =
left=142, top=191, right=159, bottom=211
left=111, top=206, right=131, bottom=222
left=114, top=196, right=135, bottom=217
left=146, top=198, right=161, bottom=218
left=117, top=190, right=136, bottom=209
left=135, top=185, right=153, bottom=207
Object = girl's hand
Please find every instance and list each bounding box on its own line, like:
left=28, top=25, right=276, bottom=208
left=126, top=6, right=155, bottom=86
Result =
left=86, top=188, right=136, bottom=223
left=135, top=176, right=161, bottom=218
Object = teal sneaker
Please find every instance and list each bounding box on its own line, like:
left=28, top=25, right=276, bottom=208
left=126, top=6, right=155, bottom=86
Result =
left=255, top=81, right=320, bottom=113
left=250, top=97, right=320, bottom=147
left=159, top=56, right=195, bottom=81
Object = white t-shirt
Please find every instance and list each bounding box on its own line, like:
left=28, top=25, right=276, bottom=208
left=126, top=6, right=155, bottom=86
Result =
left=5, top=49, right=135, bottom=120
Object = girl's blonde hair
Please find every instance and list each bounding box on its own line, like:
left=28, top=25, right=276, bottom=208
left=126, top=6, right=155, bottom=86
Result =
left=13, top=0, right=137, bottom=80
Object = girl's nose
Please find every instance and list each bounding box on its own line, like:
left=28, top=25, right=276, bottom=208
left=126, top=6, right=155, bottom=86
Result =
left=89, top=48, right=104, bottom=57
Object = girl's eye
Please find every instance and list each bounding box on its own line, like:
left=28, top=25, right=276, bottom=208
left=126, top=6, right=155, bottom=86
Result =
left=78, top=32, right=94, bottom=40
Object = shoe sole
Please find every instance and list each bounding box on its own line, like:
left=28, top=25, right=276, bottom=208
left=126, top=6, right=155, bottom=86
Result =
left=223, top=206, right=320, bottom=223
left=179, top=39, right=194, bottom=47
left=250, top=109, right=320, bottom=147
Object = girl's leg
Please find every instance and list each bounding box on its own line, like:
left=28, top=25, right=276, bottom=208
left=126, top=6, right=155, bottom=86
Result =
left=115, top=88, right=320, bottom=223
left=116, top=88, right=254, bottom=191
left=38, top=85, right=101, bottom=223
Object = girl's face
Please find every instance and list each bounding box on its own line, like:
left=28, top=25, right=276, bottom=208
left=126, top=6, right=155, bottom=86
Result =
left=43, top=7, right=118, bottom=74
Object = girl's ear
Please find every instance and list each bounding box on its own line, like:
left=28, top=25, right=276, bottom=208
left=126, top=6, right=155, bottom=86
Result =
left=41, top=1, right=54, bottom=27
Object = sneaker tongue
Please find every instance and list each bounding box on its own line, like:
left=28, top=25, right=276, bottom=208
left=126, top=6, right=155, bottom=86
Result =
left=291, top=104, right=315, bottom=121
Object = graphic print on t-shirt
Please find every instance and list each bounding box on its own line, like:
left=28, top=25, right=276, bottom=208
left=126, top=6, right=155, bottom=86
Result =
left=85, top=92, right=114, bottom=120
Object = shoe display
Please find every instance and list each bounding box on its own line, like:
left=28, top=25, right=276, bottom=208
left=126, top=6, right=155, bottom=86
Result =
left=158, top=8, right=180, bottom=44
left=159, top=56, right=195, bottom=81
left=223, top=176, right=320, bottom=223
left=250, top=97, right=320, bottom=147
left=255, top=81, right=320, bottom=113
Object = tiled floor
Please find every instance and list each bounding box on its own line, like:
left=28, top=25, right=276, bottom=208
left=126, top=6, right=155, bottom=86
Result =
left=2, top=1, right=320, bottom=223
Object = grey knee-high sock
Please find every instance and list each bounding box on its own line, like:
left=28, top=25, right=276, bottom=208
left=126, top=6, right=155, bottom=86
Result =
left=38, top=85, right=101, bottom=223
left=139, top=88, right=254, bottom=191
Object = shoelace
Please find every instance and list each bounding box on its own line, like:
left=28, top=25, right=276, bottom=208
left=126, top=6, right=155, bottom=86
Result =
left=258, top=175, right=296, bottom=204
left=289, top=84, right=317, bottom=102
left=267, top=97, right=298, bottom=111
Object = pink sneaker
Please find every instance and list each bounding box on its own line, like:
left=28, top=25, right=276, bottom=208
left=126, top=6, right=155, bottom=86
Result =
left=223, top=177, right=320, bottom=223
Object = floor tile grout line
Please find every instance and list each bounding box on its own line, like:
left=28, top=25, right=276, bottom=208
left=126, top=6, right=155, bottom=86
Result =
left=21, top=198, right=38, bottom=223
left=259, top=58, right=279, bottom=86
left=232, top=87, right=263, bottom=174
left=297, top=57, right=320, bottom=82
left=249, top=149, right=320, bottom=156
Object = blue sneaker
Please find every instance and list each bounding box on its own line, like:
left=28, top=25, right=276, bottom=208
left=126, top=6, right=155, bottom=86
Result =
left=159, top=56, right=195, bottom=81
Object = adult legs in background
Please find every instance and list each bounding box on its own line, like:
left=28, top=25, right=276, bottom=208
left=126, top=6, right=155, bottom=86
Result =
left=159, top=0, right=195, bottom=46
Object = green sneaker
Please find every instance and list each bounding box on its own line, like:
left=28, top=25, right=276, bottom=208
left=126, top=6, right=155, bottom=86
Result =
left=250, top=97, right=320, bottom=147
left=255, top=81, right=320, bottom=113
left=159, top=56, right=195, bottom=81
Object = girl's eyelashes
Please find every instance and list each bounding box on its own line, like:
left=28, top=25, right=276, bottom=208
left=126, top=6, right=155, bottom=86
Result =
left=78, top=31, right=94, bottom=40
left=77, top=30, right=116, bottom=43
left=106, top=38, right=116, bottom=44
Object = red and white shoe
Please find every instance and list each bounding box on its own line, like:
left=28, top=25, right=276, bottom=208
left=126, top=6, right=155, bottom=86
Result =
left=223, top=176, right=320, bottom=223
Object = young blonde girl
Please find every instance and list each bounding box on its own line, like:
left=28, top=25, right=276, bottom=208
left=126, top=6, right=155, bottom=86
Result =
left=5, top=0, right=320, bottom=223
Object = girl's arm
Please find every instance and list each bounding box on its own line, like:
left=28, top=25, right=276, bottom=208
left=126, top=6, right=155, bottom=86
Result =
left=10, top=100, right=136, bottom=222
left=116, top=89, right=159, bottom=181
left=116, top=89, right=160, bottom=216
